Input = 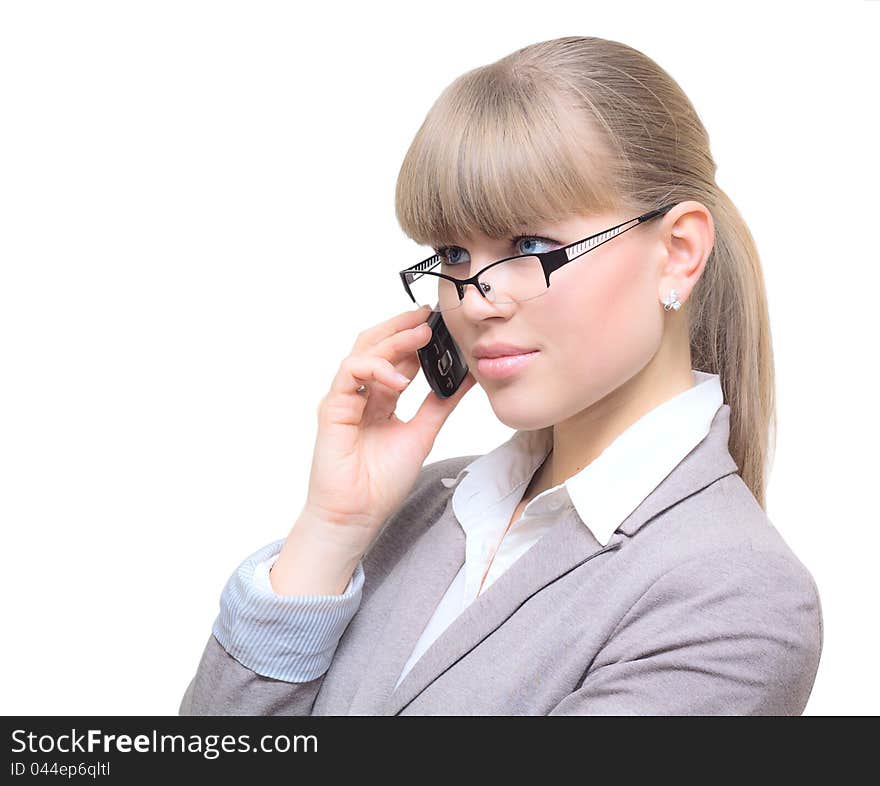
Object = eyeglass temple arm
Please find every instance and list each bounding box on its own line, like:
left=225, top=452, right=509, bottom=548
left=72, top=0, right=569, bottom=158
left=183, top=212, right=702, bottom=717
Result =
left=400, top=203, right=678, bottom=284
left=638, top=202, right=677, bottom=222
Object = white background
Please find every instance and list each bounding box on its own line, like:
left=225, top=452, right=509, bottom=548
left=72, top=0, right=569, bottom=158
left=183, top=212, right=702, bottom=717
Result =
left=1, top=0, right=876, bottom=715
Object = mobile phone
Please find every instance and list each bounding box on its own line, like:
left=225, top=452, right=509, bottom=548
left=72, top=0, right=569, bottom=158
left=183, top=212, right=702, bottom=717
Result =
left=417, top=310, right=469, bottom=399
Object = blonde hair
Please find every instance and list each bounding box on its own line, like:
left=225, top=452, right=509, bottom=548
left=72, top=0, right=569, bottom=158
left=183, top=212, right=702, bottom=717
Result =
left=395, top=36, right=776, bottom=510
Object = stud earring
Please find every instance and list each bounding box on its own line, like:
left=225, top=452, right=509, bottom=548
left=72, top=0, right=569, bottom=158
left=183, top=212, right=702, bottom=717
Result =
left=662, top=289, right=682, bottom=311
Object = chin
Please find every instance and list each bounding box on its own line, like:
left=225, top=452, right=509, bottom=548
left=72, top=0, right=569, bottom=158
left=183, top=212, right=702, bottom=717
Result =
left=485, top=397, right=555, bottom=432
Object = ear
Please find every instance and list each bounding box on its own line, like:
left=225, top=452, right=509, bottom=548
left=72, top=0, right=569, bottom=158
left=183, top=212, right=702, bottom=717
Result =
left=655, top=200, right=714, bottom=307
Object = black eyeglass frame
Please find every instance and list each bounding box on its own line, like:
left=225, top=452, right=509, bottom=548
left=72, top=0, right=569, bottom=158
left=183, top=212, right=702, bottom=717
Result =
left=399, top=202, right=680, bottom=308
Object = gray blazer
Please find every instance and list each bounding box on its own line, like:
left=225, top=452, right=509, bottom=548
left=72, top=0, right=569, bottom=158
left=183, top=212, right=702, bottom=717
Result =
left=179, top=403, right=823, bottom=715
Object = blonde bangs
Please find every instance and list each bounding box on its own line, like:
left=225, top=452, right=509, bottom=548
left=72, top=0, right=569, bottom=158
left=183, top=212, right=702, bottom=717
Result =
left=394, top=64, right=625, bottom=250
left=391, top=34, right=777, bottom=507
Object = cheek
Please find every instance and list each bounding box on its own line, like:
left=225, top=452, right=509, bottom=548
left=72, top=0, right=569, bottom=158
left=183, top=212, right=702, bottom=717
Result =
left=541, top=251, right=661, bottom=378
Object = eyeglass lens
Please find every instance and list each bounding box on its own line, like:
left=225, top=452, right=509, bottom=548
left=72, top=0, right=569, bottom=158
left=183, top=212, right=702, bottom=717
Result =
left=407, top=255, right=549, bottom=313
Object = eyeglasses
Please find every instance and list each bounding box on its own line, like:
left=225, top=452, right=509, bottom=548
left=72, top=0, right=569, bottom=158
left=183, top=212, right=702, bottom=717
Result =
left=399, top=202, right=679, bottom=313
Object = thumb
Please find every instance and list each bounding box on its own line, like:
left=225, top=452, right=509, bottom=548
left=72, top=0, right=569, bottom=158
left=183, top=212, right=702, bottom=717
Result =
left=408, top=372, right=478, bottom=441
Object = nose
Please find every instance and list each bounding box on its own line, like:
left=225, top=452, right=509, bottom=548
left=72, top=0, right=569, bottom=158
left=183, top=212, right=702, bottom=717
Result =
left=458, top=278, right=507, bottom=320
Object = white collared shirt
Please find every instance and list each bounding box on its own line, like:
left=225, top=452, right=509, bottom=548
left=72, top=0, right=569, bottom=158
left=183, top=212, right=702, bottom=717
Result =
left=242, top=368, right=723, bottom=687
left=393, top=368, right=723, bottom=688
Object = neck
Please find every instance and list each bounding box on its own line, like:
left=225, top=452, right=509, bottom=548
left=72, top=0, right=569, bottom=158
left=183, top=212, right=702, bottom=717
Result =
left=545, top=354, right=695, bottom=491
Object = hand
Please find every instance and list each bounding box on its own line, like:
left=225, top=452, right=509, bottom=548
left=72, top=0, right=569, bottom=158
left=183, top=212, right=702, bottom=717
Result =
left=301, top=305, right=477, bottom=556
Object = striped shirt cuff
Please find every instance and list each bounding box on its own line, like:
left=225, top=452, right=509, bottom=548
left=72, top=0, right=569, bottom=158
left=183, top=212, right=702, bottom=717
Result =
left=212, top=537, right=365, bottom=682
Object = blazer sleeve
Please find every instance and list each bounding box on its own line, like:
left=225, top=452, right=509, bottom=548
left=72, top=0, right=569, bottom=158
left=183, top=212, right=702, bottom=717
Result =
left=548, top=546, right=823, bottom=716
left=178, top=537, right=365, bottom=716
left=178, top=455, right=479, bottom=716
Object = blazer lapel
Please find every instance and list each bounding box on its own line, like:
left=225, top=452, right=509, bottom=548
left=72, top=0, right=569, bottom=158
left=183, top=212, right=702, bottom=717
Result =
left=345, top=493, right=466, bottom=714
left=382, top=508, right=619, bottom=715
left=380, top=403, right=739, bottom=715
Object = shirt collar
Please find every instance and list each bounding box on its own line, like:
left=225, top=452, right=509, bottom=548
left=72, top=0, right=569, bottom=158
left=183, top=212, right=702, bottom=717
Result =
left=440, top=369, right=724, bottom=546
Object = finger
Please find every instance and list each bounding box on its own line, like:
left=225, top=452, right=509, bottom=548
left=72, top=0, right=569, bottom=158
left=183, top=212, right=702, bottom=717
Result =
left=407, top=370, right=478, bottom=441
left=329, top=353, right=414, bottom=400
left=320, top=354, right=416, bottom=427
left=356, top=320, right=432, bottom=384
left=391, top=352, right=422, bottom=380
left=362, top=351, right=423, bottom=400
left=351, top=305, right=432, bottom=353
left=325, top=323, right=434, bottom=421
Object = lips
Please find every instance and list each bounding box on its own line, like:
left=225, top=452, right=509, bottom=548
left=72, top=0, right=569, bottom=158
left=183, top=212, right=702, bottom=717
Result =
left=475, top=350, right=540, bottom=380
left=472, top=342, right=539, bottom=359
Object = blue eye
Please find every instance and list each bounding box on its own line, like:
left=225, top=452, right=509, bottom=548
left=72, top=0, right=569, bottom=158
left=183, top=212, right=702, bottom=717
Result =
left=437, top=247, right=466, bottom=265
left=516, top=236, right=556, bottom=255
left=435, top=235, right=559, bottom=265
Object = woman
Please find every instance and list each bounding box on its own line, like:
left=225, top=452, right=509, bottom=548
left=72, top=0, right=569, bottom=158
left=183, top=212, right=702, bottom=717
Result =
left=179, top=35, right=822, bottom=715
